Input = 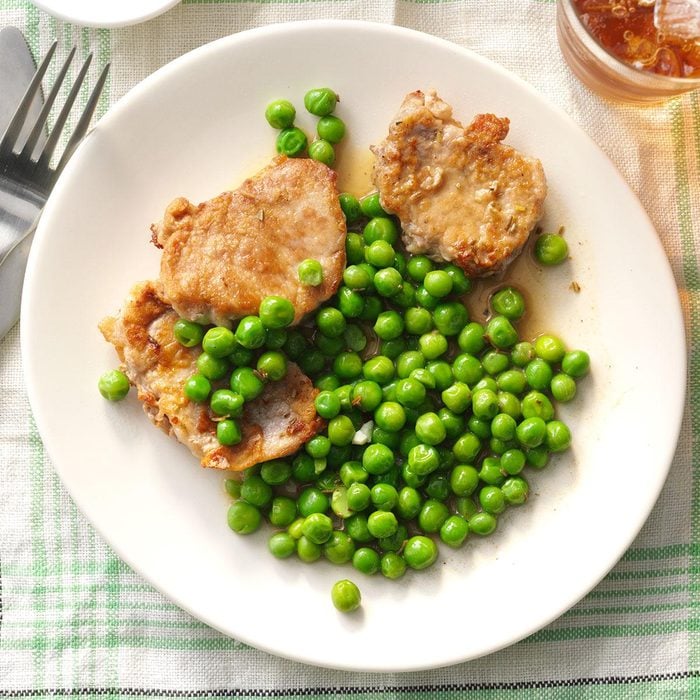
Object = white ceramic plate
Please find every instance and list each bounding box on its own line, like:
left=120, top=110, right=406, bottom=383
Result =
left=32, top=0, right=179, bottom=28
left=22, top=21, right=686, bottom=672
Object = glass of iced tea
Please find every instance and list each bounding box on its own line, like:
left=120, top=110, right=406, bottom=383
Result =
left=557, top=0, right=700, bottom=103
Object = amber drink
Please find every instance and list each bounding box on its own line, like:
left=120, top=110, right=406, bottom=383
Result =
left=557, top=0, right=700, bottom=103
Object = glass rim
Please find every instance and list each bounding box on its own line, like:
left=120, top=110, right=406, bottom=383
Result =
left=559, top=0, right=700, bottom=88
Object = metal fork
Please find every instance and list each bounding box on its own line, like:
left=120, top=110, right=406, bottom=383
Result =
left=0, top=43, right=109, bottom=340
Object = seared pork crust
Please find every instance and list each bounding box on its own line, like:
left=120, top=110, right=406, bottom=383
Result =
left=152, top=155, right=346, bottom=326
left=99, top=281, right=323, bottom=471
left=371, top=90, right=547, bottom=276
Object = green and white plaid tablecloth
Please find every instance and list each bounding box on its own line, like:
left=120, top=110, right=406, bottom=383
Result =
left=1, top=0, right=699, bottom=696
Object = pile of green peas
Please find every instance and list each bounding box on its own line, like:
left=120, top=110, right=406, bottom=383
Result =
left=174, top=295, right=301, bottom=446
left=224, top=187, right=590, bottom=611
left=266, top=87, right=346, bottom=167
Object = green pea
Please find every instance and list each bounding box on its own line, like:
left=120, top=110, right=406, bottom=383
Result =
left=297, top=535, right=322, bottom=563
left=444, top=264, right=471, bottom=294
left=210, top=389, right=244, bottom=417
left=98, top=369, right=131, bottom=401
left=339, top=193, right=362, bottom=224
left=298, top=349, right=325, bottom=376
left=410, top=368, right=437, bottom=390
left=535, top=334, right=567, bottom=363
left=345, top=231, right=365, bottom=264
left=264, top=328, right=288, bottom=351
left=363, top=355, right=395, bottom=384
left=478, top=456, right=505, bottom=486
left=551, top=373, right=577, bottom=402
left=182, top=373, right=210, bottom=402
left=419, top=331, right=448, bottom=360
left=452, top=353, right=484, bottom=385
left=304, top=87, right=338, bottom=116
left=491, top=413, right=517, bottom=441
left=339, top=460, right=369, bottom=487
left=511, top=341, right=536, bottom=367
left=380, top=338, right=407, bottom=360
left=396, top=486, right=422, bottom=519
left=392, top=282, right=416, bottom=309
left=381, top=552, right=407, bottom=579
left=227, top=501, right=261, bottom=534
left=516, top=416, right=547, bottom=448
left=404, top=307, right=434, bottom=336
left=497, top=369, right=527, bottom=394
left=425, top=474, right=451, bottom=501
left=468, top=415, right=492, bottom=440
left=344, top=324, right=367, bottom=353
left=287, top=517, right=306, bottom=539
left=217, top=419, right=242, bottom=446
left=173, top=318, right=205, bottom=347
left=546, top=420, right=572, bottom=452
left=276, top=126, right=307, bottom=156
left=328, top=415, right=356, bottom=446
left=562, top=349, right=590, bottom=378
left=405, top=255, right=432, bottom=282
left=264, top=99, right=295, bottom=129
left=498, top=391, right=522, bottom=419
left=306, top=435, right=331, bottom=459
left=455, top=496, right=479, bottom=520
left=374, top=268, right=403, bottom=297
left=315, top=390, right=341, bottom=419
left=418, top=499, right=450, bottom=533
left=374, top=310, right=405, bottom=341
left=482, top=350, right=511, bottom=376
left=468, top=511, right=497, bottom=536
left=502, top=476, right=529, bottom=505
left=415, top=285, right=440, bottom=310
left=346, top=482, right=371, bottom=511
left=360, top=191, right=389, bottom=218
left=298, top=258, right=324, bottom=286
left=472, top=388, right=499, bottom=420
left=535, top=233, right=568, bottom=265
left=297, top=487, right=330, bottom=516
left=256, top=351, right=287, bottom=381
left=301, top=513, right=333, bottom=544
left=269, top=496, right=297, bottom=527
left=367, top=510, right=398, bottom=538
left=343, top=264, right=372, bottom=290
left=316, top=332, right=345, bottom=357
left=283, top=330, right=308, bottom=360
left=449, top=464, right=479, bottom=497
left=371, top=483, right=399, bottom=511
left=365, top=240, right=396, bottom=268
left=474, top=376, right=498, bottom=392
left=268, top=532, right=296, bottom=559
left=224, top=478, right=242, bottom=499
left=338, top=283, right=368, bottom=319
left=349, top=548, right=379, bottom=576
left=258, top=296, right=295, bottom=330
left=316, top=114, right=345, bottom=143
left=316, top=307, right=346, bottom=338
left=403, top=535, right=438, bottom=570
left=408, top=443, right=440, bottom=476
left=500, top=449, right=526, bottom=475
left=374, top=401, right=406, bottom=432
left=486, top=315, right=519, bottom=349
left=525, top=358, right=554, bottom=391
left=490, top=286, right=525, bottom=320
left=479, top=485, right=506, bottom=514
left=195, top=352, right=228, bottom=380
left=452, top=432, right=481, bottom=463
left=230, top=367, right=264, bottom=401
left=438, top=408, right=466, bottom=439
left=440, top=515, right=469, bottom=548
left=362, top=443, right=395, bottom=475
left=421, top=269, right=452, bottom=297
left=458, top=322, right=486, bottom=354
left=395, top=377, right=427, bottom=409
left=235, top=316, right=266, bottom=349
left=363, top=217, right=398, bottom=245
left=346, top=513, right=373, bottom=543
left=414, top=412, right=446, bottom=446
left=308, top=139, right=335, bottom=166
left=334, top=385, right=354, bottom=411
left=433, top=301, right=469, bottom=336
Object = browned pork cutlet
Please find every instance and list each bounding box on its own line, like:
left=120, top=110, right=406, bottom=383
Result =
left=371, top=89, right=547, bottom=276
left=152, top=155, right=346, bottom=327
left=99, top=281, right=323, bottom=471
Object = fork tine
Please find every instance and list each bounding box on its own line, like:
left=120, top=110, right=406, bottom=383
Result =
left=0, top=41, right=57, bottom=160
left=19, top=46, right=77, bottom=162
left=34, top=52, right=92, bottom=169
left=52, top=61, right=109, bottom=176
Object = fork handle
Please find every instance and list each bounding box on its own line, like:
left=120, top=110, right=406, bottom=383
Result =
left=0, top=217, right=37, bottom=341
